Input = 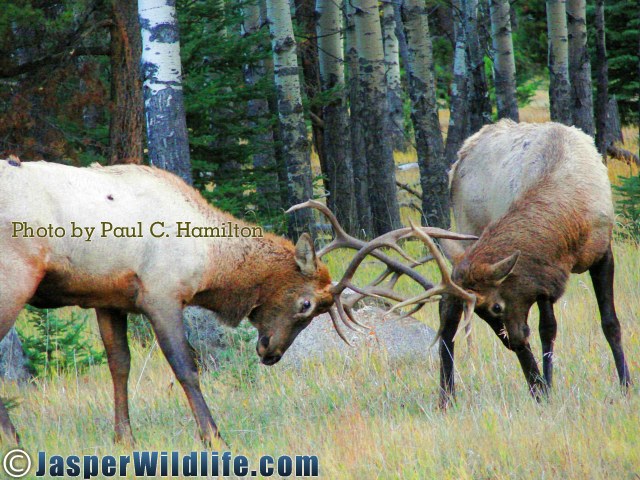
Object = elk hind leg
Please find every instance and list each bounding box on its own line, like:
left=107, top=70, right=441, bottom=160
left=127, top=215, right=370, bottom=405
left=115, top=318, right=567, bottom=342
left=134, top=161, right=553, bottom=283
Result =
left=589, top=247, right=631, bottom=388
left=96, top=308, right=135, bottom=445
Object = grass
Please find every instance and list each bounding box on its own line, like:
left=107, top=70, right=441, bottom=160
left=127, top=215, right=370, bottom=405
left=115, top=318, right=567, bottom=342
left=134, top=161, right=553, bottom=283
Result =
left=4, top=100, right=640, bottom=479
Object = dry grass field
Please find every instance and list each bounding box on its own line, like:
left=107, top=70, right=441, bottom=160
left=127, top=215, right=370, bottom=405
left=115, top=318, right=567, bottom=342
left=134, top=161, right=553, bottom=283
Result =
left=4, top=99, right=639, bottom=479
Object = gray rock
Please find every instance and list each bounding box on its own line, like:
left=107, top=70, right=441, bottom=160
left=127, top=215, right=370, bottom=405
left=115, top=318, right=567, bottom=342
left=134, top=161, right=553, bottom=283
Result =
left=0, top=327, right=31, bottom=382
left=183, top=306, right=226, bottom=370
left=280, top=305, right=439, bottom=367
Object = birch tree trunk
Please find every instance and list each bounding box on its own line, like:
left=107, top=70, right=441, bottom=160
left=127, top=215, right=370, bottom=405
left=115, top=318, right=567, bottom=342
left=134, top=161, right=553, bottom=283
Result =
left=242, top=0, right=280, bottom=208
left=594, top=0, right=608, bottom=156
left=567, top=0, right=594, bottom=136
left=381, top=1, right=407, bottom=151
left=346, top=3, right=373, bottom=234
left=402, top=0, right=449, bottom=228
left=316, top=0, right=357, bottom=233
left=266, top=0, right=315, bottom=237
left=465, top=0, right=492, bottom=134
left=444, top=0, right=469, bottom=166
left=546, top=0, right=572, bottom=125
left=354, top=0, right=402, bottom=235
left=139, top=0, right=192, bottom=184
left=489, top=0, right=519, bottom=121
left=110, top=0, right=144, bottom=165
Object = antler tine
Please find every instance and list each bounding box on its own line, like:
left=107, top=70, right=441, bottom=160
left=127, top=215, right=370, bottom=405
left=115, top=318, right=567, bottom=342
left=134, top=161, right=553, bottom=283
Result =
left=334, top=296, right=369, bottom=333
left=286, top=200, right=362, bottom=257
left=327, top=307, right=353, bottom=346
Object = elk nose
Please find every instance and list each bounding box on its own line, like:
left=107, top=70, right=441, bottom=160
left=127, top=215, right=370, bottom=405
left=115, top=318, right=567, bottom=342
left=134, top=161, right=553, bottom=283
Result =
left=259, top=335, right=270, bottom=348
left=256, top=335, right=271, bottom=357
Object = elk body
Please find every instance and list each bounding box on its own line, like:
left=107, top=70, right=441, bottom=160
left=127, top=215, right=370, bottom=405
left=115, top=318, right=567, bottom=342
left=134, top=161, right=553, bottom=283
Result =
left=439, top=120, right=631, bottom=403
left=0, top=160, right=338, bottom=444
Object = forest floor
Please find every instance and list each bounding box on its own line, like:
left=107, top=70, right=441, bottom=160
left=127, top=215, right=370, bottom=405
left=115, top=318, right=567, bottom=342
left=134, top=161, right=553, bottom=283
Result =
left=5, top=99, right=640, bottom=479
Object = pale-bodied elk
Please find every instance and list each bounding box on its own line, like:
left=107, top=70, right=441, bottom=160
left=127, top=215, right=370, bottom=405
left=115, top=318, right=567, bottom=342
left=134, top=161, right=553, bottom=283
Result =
left=0, top=159, right=474, bottom=445
left=437, top=120, right=631, bottom=406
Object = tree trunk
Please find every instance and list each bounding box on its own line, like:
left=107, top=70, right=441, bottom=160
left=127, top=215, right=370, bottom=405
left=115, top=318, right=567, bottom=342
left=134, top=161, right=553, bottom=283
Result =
left=242, top=1, right=280, bottom=209
left=594, top=0, right=609, bottom=156
left=316, top=0, right=357, bottom=233
left=444, top=0, right=469, bottom=166
left=110, top=0, right=144, bottom=165
left=346, top=2, right=373, bottom=234
left=567, top=0, right=594, bottom=136
left=294, top=0, right=326, bottom=184
left=402, top=0, right=449, bottom=228
left=546, top=0, right=572, bottom=125
left=489, top=0, right=519, bottom=121
left=465, top=0, right=492, bottom=134
left=266, top=0, right=315, bottom=238
left=138, top=0, right=192, bottom=184
left=354, top=0, right=402, bottom=235
left=381, top=1, right=407, bottom=151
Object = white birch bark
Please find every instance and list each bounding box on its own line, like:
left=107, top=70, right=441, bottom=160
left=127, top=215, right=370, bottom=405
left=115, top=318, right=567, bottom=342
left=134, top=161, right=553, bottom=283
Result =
left=381, top=1, right=406, bottom=151
left=139, top=0, right=193, bottom=184
left=402, top=0, right=449, bottom=228
left=489, top=0, right=519, bottom=121
left=546, top=0, right=572, bottom=125
left=266, top=0, right=315, bottom=237
left=316, top=0, right=356, bottom=232
left=354, top=0, right=401, bottom=234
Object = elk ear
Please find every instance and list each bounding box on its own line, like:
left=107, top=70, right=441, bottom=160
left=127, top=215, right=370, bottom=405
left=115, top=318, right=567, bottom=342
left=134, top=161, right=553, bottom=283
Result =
left=487, top=251, right=520, bottom=284
left=439, top=238, right=468, bottom=266
left=295, top=233, right=317, bottom=276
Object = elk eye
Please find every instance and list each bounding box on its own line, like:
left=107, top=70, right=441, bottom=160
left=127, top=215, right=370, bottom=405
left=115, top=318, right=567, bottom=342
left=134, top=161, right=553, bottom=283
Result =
left=300, top=300, right=312, bottom=313
left=491, top=303, right=503, bottom=315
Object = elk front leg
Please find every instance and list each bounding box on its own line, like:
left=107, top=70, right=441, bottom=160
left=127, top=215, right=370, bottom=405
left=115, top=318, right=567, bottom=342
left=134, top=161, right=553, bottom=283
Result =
left=96, top=308, right=134, bottom=445
left=438, top=295, right=463, bottom=409
left=537, top=297, right=557, bottom=387
left=481, top=314, right=547, bottom=400
left=589, top=246, right=631, bottom=389
left=145, top=305, right=223, bottom=445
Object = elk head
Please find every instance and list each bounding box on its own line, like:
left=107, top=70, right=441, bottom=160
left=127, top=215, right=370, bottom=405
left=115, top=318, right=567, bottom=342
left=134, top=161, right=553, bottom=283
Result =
left=286, top=200, right=479, bottom=345
left=249, top=233, right=335, bottom=365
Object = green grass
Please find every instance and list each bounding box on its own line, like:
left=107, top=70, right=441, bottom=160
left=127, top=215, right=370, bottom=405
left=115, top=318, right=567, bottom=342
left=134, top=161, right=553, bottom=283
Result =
left=3, top=237, right=639, bottom=479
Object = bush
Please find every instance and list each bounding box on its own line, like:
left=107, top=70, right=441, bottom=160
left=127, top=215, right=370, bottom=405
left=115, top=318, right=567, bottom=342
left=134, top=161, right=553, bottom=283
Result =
left=17, top=307, right=105, bottom=377
left=613, top=174, right=640, bottom=241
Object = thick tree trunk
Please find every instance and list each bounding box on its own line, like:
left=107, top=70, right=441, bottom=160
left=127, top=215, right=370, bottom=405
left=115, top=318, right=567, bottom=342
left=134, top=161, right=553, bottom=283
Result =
left=465, top=0, right=492, bottom=134
left=346, top=3, right=373, bottom=234
left=546, top=0, right=572, bottom=125
left=381, top=1, right=407, bottom=151
left=402, top=0, right=449, bottom=228
left=354, top=0, right=402, bottom=235
left=266, top=0, right=315, bottom=238
left=567, top=0, right=594, bottom=136
left=139, top=0, right=192, bottom=184
left=444, top=0, right=469, bottom=166
left=110, top=0, right=144, bottom=165
left=295, top=0, right=326, bottom=185
left=594, top=0, right=609, bottom=156
left=316, top=0, right=357, bottom=233
left=242, top=1, right=280, bottom=208
left=489, top=0, right=519, bottom=121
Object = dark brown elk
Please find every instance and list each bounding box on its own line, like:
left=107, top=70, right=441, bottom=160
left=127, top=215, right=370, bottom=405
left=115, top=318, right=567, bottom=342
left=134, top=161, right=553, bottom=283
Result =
left=437, top=120, right=631, bottom=405
left=0, top=160, right=475, bottom=445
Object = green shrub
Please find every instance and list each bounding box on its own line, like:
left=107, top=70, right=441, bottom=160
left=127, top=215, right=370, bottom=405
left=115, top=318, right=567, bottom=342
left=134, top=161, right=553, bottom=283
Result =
left=613, top=174, right=640, bottom=241
left=17, top=307, right=105, bottom=377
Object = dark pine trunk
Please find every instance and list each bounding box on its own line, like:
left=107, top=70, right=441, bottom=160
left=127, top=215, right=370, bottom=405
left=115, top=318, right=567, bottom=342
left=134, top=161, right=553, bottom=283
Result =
left=594, top=0, right=609, bottom=156
left=109, top=0, right=144, bottom=165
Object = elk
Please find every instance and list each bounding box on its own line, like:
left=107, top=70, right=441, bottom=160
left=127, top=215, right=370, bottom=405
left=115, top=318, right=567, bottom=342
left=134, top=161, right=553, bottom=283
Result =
left=437, top=119, right=631, bottom=405
left=0, top=159, right=475, bottom=445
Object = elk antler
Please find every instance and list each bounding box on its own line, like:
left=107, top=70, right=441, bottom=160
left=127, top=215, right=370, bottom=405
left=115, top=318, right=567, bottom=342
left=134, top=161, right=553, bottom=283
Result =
left=286, top=200, right=477, bottom=345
